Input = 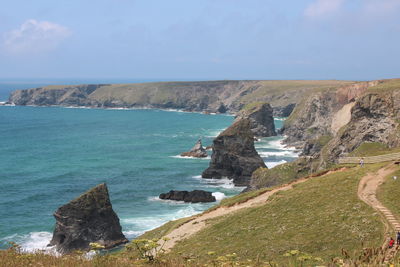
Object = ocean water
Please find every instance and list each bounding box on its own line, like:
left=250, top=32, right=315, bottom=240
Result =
left=0, top=102, right=297, bottom=252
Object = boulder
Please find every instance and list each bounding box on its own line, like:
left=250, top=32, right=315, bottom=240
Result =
left=202, top=118, right=267, bottom=186
left=159, top=190, right=216, bottom=203
left=48, top=183, right=128, bottom=254
left=180, top=139, right=208, bottom=158
left=235, top=103, right=276, bottom=138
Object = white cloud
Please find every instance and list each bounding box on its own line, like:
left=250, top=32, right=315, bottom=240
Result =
left=304, top=0, right=345, bottom=18
left=2, top=19, right=71, bottom=55
left=363, top=0, right=400, bottom=17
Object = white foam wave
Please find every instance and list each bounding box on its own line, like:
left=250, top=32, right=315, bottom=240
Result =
left=20, top=232, right=53, bottom=252
left=170, top=155, right=211, bottom=160
left=212, top=192, right=226, bottom=201
left=147, top=196, right=185, bottom=204
left=265, top=160, right=287, bottom=168
left=1, top=231, right=57, bottom=253
left=123, top=230, right=145, bottom=239
left=255, top=137, right=297, bottom=152
left=202, top=178, right=244, bottom=190
left=259, top=151, right=298, bottom=157
left=121, top=205, right=201, bottom=232
left=274, top=117, right=287, bottom=121
left=205, top=129, right=225, bottom=137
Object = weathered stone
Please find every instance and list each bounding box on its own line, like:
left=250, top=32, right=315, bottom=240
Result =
left=235, top=103, right=276, bottom=138
left=159, top=190, right=216, bottom=203
left=181, top=139, right=208, bottom=158
left=202, top=119, right=266, bottom=186
left=49, top=183, right=128, bottom=254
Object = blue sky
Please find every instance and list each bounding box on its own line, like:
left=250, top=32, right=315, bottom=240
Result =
left=0, top=0, right=399, bottom=80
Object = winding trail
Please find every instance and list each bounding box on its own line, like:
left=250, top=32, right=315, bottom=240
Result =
left=161, top=168, right=346, bottom=252
left=357, top=164, right=399, bottom=262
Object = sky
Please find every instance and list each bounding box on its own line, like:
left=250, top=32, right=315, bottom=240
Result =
left=0, top=0, right=399, bottom=81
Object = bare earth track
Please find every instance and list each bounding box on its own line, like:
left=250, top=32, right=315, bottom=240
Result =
left=357, top=164, right=399, bottom=262
left=161, top=168, right=346, bottom=252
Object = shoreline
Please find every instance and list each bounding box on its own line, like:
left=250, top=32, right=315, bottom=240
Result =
left=0, top=103, right=236, bottom=116
left=0, top=107, right=296, bottom=254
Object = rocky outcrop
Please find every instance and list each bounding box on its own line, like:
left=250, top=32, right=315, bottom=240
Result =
left=326, top=92, right=400, bottom=161
left=202, top=119, right=267, bottom=186
left=281, top=91, right=338, bottom=150
left=8, top=80, right=353, bottom=114
left=9, top=84, right=106, bottom=107
left=180, top=139, right=208, bottom=158
left=235, top=103, right=276, bottom=138
left=49, top=183, right=128, bottom=254
left=273, top=103, right=296, bottom=117
left=159, top=190, right=216, bottom=203
left=279, top=79, right=400, bottom=171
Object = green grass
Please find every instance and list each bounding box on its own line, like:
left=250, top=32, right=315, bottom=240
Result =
left=167, top=164, right=386, bottom=265
left=139, top=216, right=195, bottom=240
left=368, top=79, right=400, bottom=93
left=348, top=142, right=400, bottom=157
left=212, top=187, right=272, bottom=209
left=250, top=161, right=309, bottom=189
left=377, top=169, right=400, bottom=224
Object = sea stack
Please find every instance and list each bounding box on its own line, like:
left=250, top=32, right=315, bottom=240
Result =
left=159, top=190, right=216, bottom=203
left=202, top=118, right=267, bottom=186
left=180, top=139, right=208, bottom=158
left=49, top=183, right=128, bottom=254
left=235, top=102, right=276, bottom=138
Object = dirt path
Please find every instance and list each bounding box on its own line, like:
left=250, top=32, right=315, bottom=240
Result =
left=161, top=168, right=346, bottom=252
left=358, top=165, right=399, bottom=232
left=357, top=164, right=399, bottom=262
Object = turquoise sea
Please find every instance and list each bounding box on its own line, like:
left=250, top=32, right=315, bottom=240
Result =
left=0, top=83, right=297, bottom=251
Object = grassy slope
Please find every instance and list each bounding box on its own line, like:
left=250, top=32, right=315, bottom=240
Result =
left=348, top=142, right=400, bottom=157
left=161, top=164, right=386, bottom=264
left=377, top=169, right=400, bottom=223
left=368, top=78, right=400, bottom=93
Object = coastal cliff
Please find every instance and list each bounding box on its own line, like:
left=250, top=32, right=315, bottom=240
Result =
left=250, top=79, right=400, bottom=189
left=8, top=80, right=353, bottom=116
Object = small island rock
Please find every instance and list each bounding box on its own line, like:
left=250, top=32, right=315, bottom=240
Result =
left=181, top=139, right=208, bottom=158
left=159, top=190, right=216, bottom=203
left=48, top=183, right=128, bottom=254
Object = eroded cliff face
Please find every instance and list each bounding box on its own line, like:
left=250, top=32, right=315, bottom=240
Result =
left=202, top=119, right=266, bottom=186
left=281, top=91, right=338, bottom=149
left=235, top=103, right=276, bottom=138
left=8, top=80, right=352, bottom=115
left=281, top=79, right=400, bottom=166
left=9, top=85, right=106, bottom=107
left=326, top=92, right=400, bottom=160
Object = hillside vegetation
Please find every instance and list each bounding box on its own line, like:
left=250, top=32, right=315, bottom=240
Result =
left=141, top=164, right=386, bottom=265
left=9, top=80, right=354, bottom=115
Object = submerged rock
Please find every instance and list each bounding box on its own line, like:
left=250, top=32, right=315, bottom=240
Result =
left=202, top=118, right=267, bottom=186
left=181, top=139, right=208, bottom=158
left=235, top=102, right=276, bottom=138
left=48, top=183, right=128, bottom=254
left=159, top=190, right=216, bottom=203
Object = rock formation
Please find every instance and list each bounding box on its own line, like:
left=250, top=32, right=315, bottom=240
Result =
left=180, top=139, right=208, bottom=158
left=159, top=190, right=216, bottom=203
left=235, top=102, right=276, bottom=138
left=326, top=92, right=400, bottom=161
left=48, top=183, right=128, bottom=254
left=202, top=118, right=267, bottom=186
left=8, top=80, right=352, bottom=114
